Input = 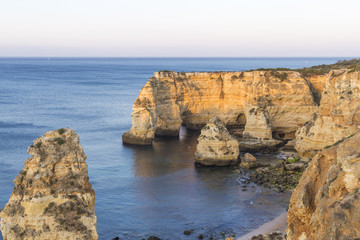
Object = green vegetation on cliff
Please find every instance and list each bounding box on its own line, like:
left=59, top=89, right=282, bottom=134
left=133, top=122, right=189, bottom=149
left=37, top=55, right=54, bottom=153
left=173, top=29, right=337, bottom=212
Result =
left=250, top=58, right=360, bottom=77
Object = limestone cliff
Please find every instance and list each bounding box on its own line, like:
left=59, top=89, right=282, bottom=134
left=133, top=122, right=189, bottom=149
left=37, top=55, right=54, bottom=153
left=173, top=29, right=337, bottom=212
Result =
left=123, top=70, right=318, bottom=145
left=195, top=117, right=239, bottom=166
left=243, top=106, right=272, bottom=140
left=287, top=132, right=360, bottom=240
left=0, top=128, right=98, bottom=240
left=295, top=70, right=360, bottom=157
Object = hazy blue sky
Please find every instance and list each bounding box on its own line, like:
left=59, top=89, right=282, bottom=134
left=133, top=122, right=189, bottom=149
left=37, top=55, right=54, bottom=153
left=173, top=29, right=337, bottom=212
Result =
left=1, top=0, right=360, bottom=57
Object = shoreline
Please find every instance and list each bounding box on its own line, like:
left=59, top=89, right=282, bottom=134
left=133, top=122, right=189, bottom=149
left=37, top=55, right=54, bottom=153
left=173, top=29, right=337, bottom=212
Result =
left=236, top=211, right=287, bottom=240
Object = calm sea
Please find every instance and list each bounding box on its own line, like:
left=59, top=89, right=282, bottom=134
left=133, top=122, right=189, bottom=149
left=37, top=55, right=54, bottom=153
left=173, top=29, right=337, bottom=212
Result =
left=0, top=57, right=349, bottom=239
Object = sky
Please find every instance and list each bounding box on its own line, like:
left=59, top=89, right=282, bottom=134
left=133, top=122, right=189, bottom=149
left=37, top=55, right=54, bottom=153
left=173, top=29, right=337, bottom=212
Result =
left=1, top=0, right=360, bottom=57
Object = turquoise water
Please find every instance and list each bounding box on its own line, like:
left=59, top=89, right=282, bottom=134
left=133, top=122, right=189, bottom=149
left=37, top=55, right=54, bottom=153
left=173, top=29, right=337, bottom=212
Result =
left=0, top=57, right=349, bottom=239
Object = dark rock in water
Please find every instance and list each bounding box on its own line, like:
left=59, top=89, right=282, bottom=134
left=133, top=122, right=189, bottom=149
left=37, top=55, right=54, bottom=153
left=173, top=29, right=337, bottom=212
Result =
left=184, top=230, right=192, bottom=235
left=247, top=163, right=305, bottom=191
left=240, top=153, right=258, bottom=169
left=197, top=234, right=204, bottom=239
left=148, top=236, right=161, bottom=240
left=285, top=162, right=305, bottom=171
left=237, top=138, right=283, bottom=153
left=112, top=237, right=120, bottom=240
left=251, top=231, right=285, bottom=240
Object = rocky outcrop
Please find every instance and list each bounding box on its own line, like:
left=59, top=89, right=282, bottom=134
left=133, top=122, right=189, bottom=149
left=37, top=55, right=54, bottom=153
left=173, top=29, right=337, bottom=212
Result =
left=295, top=71, right=360, bottom=157
left=0, top=128, right=98, bottom=240
left=240, top=153, right=258, bottom=169
left=195, top=117, right=239, bottom=166
left=243, top=106, right=272, bottom=140
left=287, top=132, right=360, bottom=240
left=123, top=71, right=318, bottom=145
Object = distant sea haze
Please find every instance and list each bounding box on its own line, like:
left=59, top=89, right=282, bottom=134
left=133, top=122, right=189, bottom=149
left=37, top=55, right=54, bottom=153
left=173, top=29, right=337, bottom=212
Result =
left=0, top=57, right=350, bottom=239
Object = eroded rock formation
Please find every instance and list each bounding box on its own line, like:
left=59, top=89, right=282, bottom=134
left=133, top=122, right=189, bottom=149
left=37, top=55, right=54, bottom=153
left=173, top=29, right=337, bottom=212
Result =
left=0, top=128, right=98, bottom=240
left=243, top=106, right=272, bottom=140
left=287, top=132, right=360, bottom=240
left=295, top=71, right=360, bottom=157
left=123, top=71, right=318, bottom=145
left=195, top=117, right=239, bottom=166
left=239, top=153, right=258, bottom=169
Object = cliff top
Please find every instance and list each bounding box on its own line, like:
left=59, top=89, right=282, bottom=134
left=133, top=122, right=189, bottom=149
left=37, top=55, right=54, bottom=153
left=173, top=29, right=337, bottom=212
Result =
left=157, top=58, right=360, bottom=77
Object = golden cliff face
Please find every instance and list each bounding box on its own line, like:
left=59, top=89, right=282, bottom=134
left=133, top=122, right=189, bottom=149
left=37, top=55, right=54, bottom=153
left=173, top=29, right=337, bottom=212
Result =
left=0, top=128, right=98, bottom=240
left=287, top=133, right=360, bottom=240
left=295, top=71, right=360, bottom=157
left=123, top=70, right=318, bottom=145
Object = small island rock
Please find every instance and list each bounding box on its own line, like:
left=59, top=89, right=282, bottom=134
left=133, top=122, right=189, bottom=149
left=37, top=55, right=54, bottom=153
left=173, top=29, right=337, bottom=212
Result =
left=240, top=153, right=258, bottom=169
left=195, top=117, right=240, bottom=166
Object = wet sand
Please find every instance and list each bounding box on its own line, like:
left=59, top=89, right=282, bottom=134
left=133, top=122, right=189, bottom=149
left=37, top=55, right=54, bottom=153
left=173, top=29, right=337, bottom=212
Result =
left=237, top=211, right=287, bottom=240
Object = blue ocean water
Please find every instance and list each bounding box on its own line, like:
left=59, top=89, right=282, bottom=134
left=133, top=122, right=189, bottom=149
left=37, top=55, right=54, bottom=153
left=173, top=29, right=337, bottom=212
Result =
left=0, top=57, right=350, bottom=239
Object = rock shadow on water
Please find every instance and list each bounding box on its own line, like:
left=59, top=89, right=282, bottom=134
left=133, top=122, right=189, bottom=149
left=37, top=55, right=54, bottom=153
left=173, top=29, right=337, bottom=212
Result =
left=123, top=126, right=199, bottom=178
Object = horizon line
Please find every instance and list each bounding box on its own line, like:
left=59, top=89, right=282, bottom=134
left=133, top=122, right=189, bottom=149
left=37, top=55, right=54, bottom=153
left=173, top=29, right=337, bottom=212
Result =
left=0, top=56, right=359, bottom=58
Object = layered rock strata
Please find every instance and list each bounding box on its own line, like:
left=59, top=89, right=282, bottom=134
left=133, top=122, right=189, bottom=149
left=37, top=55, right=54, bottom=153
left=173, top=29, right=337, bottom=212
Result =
left=0, top=128, right=98, bottom=240
left=123, top=71, right=318, bottom=145
left=287, top=132, right=360, bottom=239
left=243, top=106, right=272, bottom=140
left=295, top=70, right=360, bottom=157
left=195, top=117, right=239, bottom=166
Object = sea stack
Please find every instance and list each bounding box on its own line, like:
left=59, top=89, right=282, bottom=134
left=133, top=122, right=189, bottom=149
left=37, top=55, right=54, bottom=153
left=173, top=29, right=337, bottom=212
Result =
left=0, top=128, right=98, bottom=240
left=287, top=132, right=360, bottom=239
left=195, top=117, right=240, bottom=166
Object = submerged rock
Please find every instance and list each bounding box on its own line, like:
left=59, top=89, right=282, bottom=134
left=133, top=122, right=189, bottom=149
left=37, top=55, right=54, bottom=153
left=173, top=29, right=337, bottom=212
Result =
left=148, top=236, right=161, bottom=240
left=195, top=117, right=240, bottom=166
left=250, top=231, right=285, bottom=240
left=0, top=128, right=98, bottom=240
left=240, top=153, right=258, bottom=169
left=287, top=132, right=360, bottom=240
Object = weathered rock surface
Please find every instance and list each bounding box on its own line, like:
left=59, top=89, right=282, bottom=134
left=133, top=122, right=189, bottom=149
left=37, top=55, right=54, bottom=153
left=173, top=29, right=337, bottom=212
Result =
left=237, top=138, right=283, bottom=153
left=287, top=132, right=360, bottom=240
left=295, top=71, right=360, bottom=157
left=195, top=117, right=240, bottom=166
left=240, top=153, right=258, bottom=169
left=0, top=128, right=98, bottom=240
left=123, top=71, right=318, bottom=145
left=243, top=106, right=272, bottom=140
left=246, top=162, right=303, bottom=192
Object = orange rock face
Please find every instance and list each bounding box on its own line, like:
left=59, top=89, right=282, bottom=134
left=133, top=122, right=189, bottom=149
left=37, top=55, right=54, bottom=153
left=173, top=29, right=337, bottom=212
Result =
left=123, top=71, right=318, bottom=145
left=287, top=133, right=360, bottom=240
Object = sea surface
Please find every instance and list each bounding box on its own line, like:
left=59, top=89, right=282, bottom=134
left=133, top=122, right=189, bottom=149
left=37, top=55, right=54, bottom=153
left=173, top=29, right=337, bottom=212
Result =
left=0, top=57, right=350, bottom=239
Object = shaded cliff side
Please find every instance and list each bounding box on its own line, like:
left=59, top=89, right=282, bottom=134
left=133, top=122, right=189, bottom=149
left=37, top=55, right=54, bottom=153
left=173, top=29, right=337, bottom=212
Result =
left=0, top=128, right=98, bottom=240
left=295, top=70, right=360, bottom=157
left=287, top=132, right=360, bottom=240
